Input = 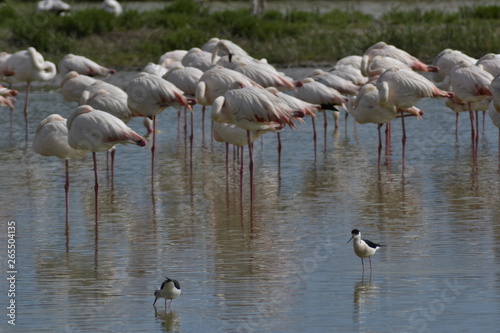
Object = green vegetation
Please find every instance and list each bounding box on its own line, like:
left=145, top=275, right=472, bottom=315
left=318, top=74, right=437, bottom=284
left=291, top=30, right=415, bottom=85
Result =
left=1, top=0, right=500, bottom=69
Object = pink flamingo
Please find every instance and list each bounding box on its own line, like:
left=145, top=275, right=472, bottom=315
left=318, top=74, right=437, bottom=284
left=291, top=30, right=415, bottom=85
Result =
left=0, top=47, right=56, bottom=140
left=60, top=71, right=96, bottom=103
left=363, top=41, right=439, bottom=72
left=196, top=66, right=259, bottom=139
left=58, top=54, right=116, bottom=77
left=432, top=48, right=476, bottom=83
left=67, top=105, right=147, bottom=220
left=164, top=66, right=203, bottom=141
left=376, top=67, right=454, bottom=168
left=127, top=72, right=192, bottom=186
left=266, top=86, right=320, bottom=159
left=33, top=114, right=87, bottom=222
left=348, top=83, right=423, bottom=166
left=487, top=74, right=500, bottom=159
left=211, top=85, right=304, bottom=205
left=294, top=78, right=347, bottom=148
left=181, top=48, right=216, bottom=72
left=308, top=69, right=360, bottom=96
left=448, top=62, right=493, bottom=165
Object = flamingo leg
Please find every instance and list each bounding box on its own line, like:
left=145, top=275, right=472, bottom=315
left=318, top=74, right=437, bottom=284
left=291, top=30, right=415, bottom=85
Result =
left=202, top=105, right=206, bottom=140
left=475, top=110, right=479, bottom=160
left=65, top=159, right=70, bottom=223
left=111, top=148, right=115, bottom=191
left=311, top=117, right=317, bottom=159
left=151, top=115, right=157, bottom=188
left=385, top=121, right=391, bottom=159
left=189, top=108, right=194, bottom=171
left=277, top=132, right=282, bottom=171
left=468, top=104, right=476, bottom=165
left=401, top=111, right=406, bottom=170
left=93, top=152, right=99, bottom=221
left=455, top=112, right=459, bottom=142
left=247, top=130, right=254, bottom=206
left=323, top=110, right=328, bottom=149
left=377, top=124, right=382, bottom=166
left=24, top=81, right=31, bottom=141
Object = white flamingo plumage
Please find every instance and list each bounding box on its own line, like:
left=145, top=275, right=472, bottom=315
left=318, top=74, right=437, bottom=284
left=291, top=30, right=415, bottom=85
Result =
left=33, top=114, right=87, bottom=221
left=363, top=41, right=439, bottom=73
left=37, top=0, right=71, bottom=15
left=308, top=69, right=360, bottom=96
left=58, top=54, right=116, bottom=78
left=60, top=71, right=97, bottom=103
left=448, top=62, right=494, bottom=164
left=127, top=72, right=192, bottom=185
left=348, top=83, right=422, bottom=165
left=158, top=50, right=188, bottom=68
left=432, top=48, right=477, bottom=83
left=102, top=0, right=122, bottom=16
left=376, top=67, right=454, bottom=168
left=0, top=47, right=57, bottom=140
left=181, top=48, right=217, bottom=72
left=67, top=105, right=147, bottom=220
left=211, top=86, right=304, bottom=204
left=476, top=53, right=500, bottom=77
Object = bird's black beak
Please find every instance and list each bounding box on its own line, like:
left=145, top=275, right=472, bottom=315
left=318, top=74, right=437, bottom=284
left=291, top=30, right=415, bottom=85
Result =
left=153, top=298, right=158, bottom=306
left=347, top=236, right=353, bottom=244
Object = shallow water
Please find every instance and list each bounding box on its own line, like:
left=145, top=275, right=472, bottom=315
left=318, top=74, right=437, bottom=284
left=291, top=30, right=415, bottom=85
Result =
left=1, top=68, right=500, bottom=333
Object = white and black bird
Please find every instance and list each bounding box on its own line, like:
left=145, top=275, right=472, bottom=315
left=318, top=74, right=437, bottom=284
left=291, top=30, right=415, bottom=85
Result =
left=153, top=277, right=181, bottom=308
left=347, top=229, right=383, bottom=273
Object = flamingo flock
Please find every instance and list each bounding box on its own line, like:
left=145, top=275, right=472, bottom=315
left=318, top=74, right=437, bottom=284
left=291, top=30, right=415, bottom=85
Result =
left=3, top=38, right=500, bottom=222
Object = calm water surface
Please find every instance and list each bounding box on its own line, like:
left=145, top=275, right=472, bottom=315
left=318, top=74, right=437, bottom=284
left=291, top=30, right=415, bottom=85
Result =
left=1, top=68, right=500, bottom=332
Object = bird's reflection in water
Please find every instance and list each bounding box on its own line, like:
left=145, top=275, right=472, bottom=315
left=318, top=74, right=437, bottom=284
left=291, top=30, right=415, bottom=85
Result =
left=154, top=308, right=181, bottom=332
left=352, top=277, right=381, bottom=325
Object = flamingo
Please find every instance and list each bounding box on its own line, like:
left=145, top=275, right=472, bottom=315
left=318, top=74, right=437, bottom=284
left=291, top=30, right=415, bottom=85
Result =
left=164, top=66, right=203, bottom=141
left=376, top=67, right=454, bottom=168
left=181, top=48, right=216, bottom=72
left=334, top=55, right=363, bottom=70
left=142, top=62, right=168, bottom=77
left=266, top=86, right=320, bottom=159
left=0, top=85, right=18, bottom=110
left=195, top=66, right=259, bottom=138
left=67, top=105, right=147, bottom=220
left=36, top=0, right=71, bottom=15
left=102, top=0, right=122, bottom=16
left=487, top=74, right=500, bottom=158
left=308, top=69, right=360, bottom=96
left=158, top=50, right=188, bottom=68
left=58, top=54, right=116, bottom=78
left=80, top=80, right=135, bottom=183
left=448, top=62, right=493, bottom=165
left=211, top=85, right=304, bottom=205
left=363, top=41, right=439, bottom=72
left=432, top=48, right=477, bottom=83
left=294, top=78, right=347, bottom=148
left=213, top=122, right=267, bottom=201
left=328, top=64, right=367, bottom=86
left=476, top=53, right=500, bottom=77
left=127, top=72, right=192, bottom=186
left=361, top=55, right=411, bottom=80
left=60, top=71, right=96, bottom=103
left=202, top=37, right=249, bottom=62
left=0, top=47, right=57, bottom=141
left=33, top=114, right=87, bottom=222
left=347, top=83, right=423, bottom=166
left=232, top=61, right=295, bottom=90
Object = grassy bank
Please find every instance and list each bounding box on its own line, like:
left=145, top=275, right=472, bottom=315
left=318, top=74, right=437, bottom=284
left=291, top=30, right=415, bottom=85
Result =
left=1, top=0, right=500, bottom=69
